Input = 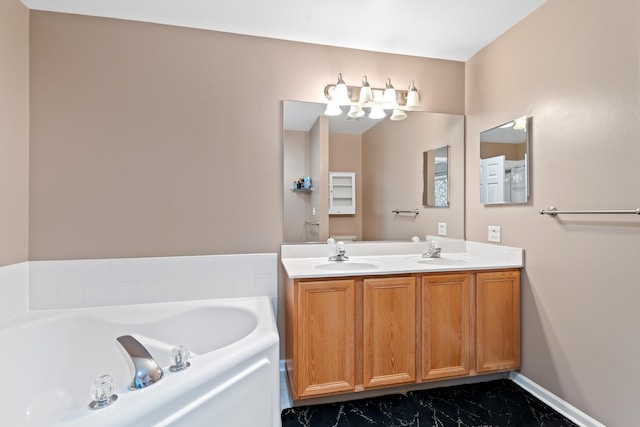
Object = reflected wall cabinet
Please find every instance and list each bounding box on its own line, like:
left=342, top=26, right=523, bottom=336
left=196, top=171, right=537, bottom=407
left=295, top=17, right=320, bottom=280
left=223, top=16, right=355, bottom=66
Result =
left=329, top=172, right=356, bottom=215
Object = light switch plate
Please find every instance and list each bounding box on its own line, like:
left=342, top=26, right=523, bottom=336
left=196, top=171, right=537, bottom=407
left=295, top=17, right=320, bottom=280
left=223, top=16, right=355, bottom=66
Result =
left=438, top=222, right=447, bottom=236
left=488, top=225, right=501, bottom=243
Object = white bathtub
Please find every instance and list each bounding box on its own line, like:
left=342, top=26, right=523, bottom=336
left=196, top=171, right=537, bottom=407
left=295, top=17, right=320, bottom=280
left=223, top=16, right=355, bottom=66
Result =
left=0, top=297, right=280, bottom=427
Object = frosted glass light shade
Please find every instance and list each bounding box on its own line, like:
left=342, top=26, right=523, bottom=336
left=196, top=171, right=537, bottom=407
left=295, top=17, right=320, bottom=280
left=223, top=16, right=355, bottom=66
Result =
left=390, top=109, right=407, bottom=121
left=382, top=78, right=398, bottom=108
left=324, top=102, right=342, bottom=116
left=405, top=81, right=420, bottom=109
left=369, top=105, right=386, bottom=119
left=358, top=75, right=373, bottom=105
left=513, top=116, right=527, bottom=130
left=333, top=73, right=351, bottom=105
left=347, top=105, right=365, bottom=118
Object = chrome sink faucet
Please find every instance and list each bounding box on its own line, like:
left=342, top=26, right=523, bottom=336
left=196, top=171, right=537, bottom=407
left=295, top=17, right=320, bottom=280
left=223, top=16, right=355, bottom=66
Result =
left=117, top=335, right=164, bottom=390
left=329, top=241, right=349, bottom=261
left=422, top=241, right=441, bottom=258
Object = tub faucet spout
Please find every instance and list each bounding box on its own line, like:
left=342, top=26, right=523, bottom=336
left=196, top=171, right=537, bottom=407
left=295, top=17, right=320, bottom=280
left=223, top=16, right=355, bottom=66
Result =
left=117, top=335, right=164, bottom=390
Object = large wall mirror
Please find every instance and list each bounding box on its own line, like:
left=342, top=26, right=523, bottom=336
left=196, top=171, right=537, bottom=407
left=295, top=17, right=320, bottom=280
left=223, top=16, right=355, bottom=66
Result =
left=283, top=100, right=465, bottom=243
left=480, top=116, right=530, bottom=204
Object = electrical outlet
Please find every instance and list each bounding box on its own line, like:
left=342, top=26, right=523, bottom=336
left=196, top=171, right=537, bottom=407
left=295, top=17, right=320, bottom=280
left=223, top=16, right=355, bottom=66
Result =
left=312, top=207, right=316, bottom=216
left=438, top=222, right=447, bottom=236
left=488, top=225, right=501, bottom=243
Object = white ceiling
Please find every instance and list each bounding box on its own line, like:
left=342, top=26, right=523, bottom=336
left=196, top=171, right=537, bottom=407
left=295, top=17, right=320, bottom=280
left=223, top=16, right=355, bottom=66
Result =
left=21, top=0, right=547, bottom=62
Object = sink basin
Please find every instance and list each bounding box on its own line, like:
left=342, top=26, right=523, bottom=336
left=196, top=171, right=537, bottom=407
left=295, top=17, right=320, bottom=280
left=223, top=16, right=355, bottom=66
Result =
left=407, top=255, right=472, bottom=266
left=416, top=258, right=471, bottom=266
left=313, top=261, right=380, bottom=271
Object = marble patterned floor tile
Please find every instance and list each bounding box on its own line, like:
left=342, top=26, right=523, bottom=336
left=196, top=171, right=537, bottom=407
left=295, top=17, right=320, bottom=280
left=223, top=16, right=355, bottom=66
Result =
left=407, top=379, right=578, bottom=427
left=282, top=379, right=578, bottom=427
left=281, top=394, right=419, bottom=427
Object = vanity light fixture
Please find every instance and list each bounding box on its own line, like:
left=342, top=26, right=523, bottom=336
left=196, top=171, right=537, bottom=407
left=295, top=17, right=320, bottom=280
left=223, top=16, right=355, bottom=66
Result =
left=324, top=73, right=420, bottom=121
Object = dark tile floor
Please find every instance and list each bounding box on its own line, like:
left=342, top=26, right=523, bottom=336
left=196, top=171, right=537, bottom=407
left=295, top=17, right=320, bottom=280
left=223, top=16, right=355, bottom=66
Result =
left=281, top=379, right=579, bottom=427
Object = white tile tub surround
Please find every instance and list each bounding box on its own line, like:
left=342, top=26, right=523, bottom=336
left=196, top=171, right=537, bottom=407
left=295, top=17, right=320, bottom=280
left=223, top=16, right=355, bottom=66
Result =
left=0, top=262, right=29, bottom=323
left=28, top=253, right=278, bottom=311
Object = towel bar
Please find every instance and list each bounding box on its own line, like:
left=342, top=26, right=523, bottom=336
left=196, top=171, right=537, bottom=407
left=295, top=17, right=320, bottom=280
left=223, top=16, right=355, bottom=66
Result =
left=539, top=207, right=640, bottom=217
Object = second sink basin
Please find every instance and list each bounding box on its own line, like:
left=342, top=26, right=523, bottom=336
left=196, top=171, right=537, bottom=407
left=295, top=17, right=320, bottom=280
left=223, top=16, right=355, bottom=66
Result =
left=416, top=258, right=470, bottom=266
left=313, top=261, right=380, bottom=271
left=407, top=254, right=472, bottom=266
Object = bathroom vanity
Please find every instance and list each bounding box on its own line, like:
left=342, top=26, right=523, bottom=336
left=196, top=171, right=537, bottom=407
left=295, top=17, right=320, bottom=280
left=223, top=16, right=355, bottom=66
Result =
left=282, top=240, right=522, bottom=400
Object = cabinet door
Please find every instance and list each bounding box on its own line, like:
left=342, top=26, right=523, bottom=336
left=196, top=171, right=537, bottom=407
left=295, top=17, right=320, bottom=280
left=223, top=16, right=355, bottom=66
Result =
left=476, top=270, right=520, bottom=373
left=363, top=277, right=416, bottom=388
left=295, top=280, right=356, bottom=398
left=422, top=273, right=471, bottom=380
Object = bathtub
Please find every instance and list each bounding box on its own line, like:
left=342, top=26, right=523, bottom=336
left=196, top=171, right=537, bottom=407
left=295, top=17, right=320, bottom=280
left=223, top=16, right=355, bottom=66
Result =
left=0, top=297, right=280, bottom=427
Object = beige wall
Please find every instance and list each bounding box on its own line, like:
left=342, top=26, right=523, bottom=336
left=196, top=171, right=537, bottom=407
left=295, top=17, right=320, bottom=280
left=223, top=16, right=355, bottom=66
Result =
left=362, top=113, right=465, bottom=240
left=466, top=0, right=640, bottom=425
left=0, top=0, right=29, bottom=267
left=28, top=11, right=464, bottom=260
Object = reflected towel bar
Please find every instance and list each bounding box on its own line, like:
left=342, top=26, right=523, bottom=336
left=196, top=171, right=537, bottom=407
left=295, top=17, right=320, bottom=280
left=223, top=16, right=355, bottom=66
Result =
left=392, top=209, right=420, bottom=215
left=540, top=207, right=640, bottom=217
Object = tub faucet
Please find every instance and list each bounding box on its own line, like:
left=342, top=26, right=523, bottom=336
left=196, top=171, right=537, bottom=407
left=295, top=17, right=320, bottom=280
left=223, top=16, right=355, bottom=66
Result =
left=117, top=335, right=164, bottom=390
left=329, top=241, right=349, bottom=261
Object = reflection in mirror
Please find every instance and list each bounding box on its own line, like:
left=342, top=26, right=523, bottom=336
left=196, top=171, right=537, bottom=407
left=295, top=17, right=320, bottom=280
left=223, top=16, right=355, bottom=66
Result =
left=480, top=116, right=529, bottom=204
left=283, top=101, right=465, bottom=243
left=423, top=145, right=449, bottom=207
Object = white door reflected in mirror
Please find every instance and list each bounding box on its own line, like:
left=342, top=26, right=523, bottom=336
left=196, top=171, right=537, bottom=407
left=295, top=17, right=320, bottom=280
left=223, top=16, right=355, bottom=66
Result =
left=479, top=116, right=530, bottom=205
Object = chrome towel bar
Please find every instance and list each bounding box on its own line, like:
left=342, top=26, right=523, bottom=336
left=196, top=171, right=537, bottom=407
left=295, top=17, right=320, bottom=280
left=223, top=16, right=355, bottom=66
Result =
left=392, top=209, right=420, bottom=215
left=540, top=206, right=640, bottom=217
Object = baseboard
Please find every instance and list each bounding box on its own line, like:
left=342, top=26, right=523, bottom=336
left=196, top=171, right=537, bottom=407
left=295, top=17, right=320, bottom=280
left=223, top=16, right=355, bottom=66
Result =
left=509, top=372, right=605, bottom=427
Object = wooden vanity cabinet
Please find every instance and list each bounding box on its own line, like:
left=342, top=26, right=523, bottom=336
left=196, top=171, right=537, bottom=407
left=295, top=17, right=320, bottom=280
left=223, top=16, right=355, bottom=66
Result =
left=363, top=276, right=416, bottom=388
left=291, top=279, right=356, bottom=399
left=286, top=268, right=520, bottom=400
left=421, top=273, right=472, bottom=380
left=476, top=270, right=521, bottom=373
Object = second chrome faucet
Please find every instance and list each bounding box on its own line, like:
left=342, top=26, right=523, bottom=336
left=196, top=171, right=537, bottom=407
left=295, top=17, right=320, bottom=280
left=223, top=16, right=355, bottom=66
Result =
left=328, top=241, right=349, bottom=261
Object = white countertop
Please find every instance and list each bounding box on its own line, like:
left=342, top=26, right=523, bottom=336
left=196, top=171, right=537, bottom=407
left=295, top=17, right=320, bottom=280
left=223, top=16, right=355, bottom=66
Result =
left=281, top=239, right=523, bottom=279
